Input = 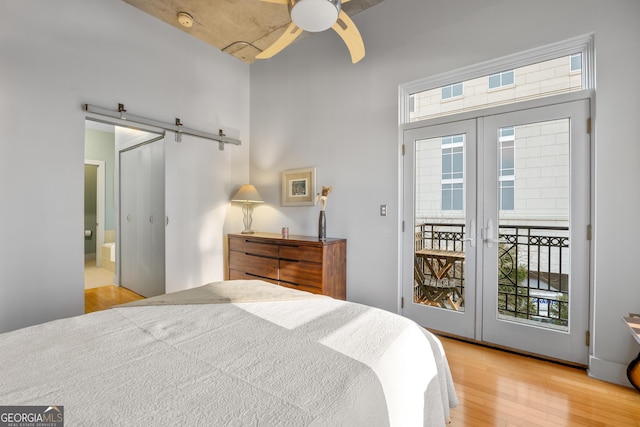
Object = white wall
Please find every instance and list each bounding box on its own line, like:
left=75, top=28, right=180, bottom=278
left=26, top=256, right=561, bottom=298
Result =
left=0, top=0, right=250, bottom=333
left=250, top=0, right=640, bottom=386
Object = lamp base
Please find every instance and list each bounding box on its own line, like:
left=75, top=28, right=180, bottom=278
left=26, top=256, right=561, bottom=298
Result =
left=240, top=203, right=257, bottom=235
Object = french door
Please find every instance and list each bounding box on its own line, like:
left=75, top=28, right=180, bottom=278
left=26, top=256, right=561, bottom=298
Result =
left=402, top=99, right=590, bottom=365
left=403, top=119, right=478, bottom=339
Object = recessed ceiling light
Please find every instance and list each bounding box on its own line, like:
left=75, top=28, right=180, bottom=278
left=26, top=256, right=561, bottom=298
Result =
left=177, top=12, right=194, bottom=28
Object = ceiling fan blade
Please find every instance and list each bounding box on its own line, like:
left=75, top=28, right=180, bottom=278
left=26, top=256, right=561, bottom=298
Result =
left=256, top=22, right=304, bottom=59
left=331, top=11, right=365, bottom=63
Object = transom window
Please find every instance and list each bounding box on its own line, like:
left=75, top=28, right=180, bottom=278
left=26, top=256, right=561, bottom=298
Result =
left=402, top=36, right=593, bottom=123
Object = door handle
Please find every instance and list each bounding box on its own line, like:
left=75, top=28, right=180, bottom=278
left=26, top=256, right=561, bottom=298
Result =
left=462, top=219, right=475, bottom=248
left=483, top=219, right=505, bottom=248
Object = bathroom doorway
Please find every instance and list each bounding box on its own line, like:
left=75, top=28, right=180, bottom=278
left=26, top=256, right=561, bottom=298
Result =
left=84, top=121, right=117, bottom=290
left=84, top=161, right=105, bottom=267
left=84, top=118, right=164, bottom=308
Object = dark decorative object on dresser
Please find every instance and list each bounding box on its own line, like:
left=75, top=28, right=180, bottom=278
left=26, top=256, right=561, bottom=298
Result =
left=316, top=185, right=332, bottom=240
left=318, top=211, right=326, bottom=240
left=228, top=232, right=346, bottom=299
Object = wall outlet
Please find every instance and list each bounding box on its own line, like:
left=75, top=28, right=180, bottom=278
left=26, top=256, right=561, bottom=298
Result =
left=380, top=205, right=387, bottom=216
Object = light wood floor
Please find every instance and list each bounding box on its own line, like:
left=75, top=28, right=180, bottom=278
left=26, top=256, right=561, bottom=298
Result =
left=85, top=286, right=640, bottom=425
left=85, top=285, right=144, bottom=313
left=440, top=336, right=640, bottom=426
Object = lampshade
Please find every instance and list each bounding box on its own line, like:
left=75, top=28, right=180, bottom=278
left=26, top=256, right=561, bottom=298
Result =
left=231, top=184, right=264, bottom=204
left=291, top=0, right=341, bottom=33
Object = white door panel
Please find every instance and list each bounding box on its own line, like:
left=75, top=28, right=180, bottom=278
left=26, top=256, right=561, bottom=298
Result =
left=402, top=119, right=477, bottom=339
left=481, top=100, right=590, bottom=364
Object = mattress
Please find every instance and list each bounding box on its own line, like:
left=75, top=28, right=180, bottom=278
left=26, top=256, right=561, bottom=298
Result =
left=0, top=280, right=457, bottom=426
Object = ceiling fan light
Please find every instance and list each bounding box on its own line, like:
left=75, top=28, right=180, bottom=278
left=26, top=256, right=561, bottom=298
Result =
left=291, top=0, right=341, bottom=32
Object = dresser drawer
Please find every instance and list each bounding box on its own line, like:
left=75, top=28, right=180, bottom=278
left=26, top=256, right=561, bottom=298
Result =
left=279, top=244, right=323, bottom=263
left=229, top=251, right=278, bottom=280
left=230, top=237, right=279, bottom=258
left=278, top=281, right=323, bottom=295
left=229, top=269, right=279, bottom=285
left=279, top=260, right=322, bottom=288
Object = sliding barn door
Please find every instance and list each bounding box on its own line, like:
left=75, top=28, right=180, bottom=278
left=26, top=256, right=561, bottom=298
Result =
left=120, top=138, right=165, bottom=297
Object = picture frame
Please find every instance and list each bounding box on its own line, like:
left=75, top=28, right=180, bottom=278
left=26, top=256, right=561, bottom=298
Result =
left=281, top=167, right=316, bottom=206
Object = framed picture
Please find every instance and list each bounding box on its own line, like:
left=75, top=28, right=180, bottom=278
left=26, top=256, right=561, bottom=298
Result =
left=281, top=167, right=316, bottom=206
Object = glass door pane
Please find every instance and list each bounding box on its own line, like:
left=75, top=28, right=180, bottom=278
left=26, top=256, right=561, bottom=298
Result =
left=403, top=120, right=477, bottom=339
left=415, top=134, right=466, bottom=312
left=481, top=100, right=590, bottom=365
left=496, top=120, right=570, bottom=331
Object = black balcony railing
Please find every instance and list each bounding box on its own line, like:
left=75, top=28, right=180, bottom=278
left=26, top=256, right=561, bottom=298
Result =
left=415, top=222, right=570, bottom=327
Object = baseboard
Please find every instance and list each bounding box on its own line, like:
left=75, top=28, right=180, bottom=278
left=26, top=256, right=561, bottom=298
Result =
left=588, top=355, right=632, bottom=388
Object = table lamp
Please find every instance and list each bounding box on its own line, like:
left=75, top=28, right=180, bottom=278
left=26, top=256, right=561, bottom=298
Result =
left=231, top=184, right=264, bottom=234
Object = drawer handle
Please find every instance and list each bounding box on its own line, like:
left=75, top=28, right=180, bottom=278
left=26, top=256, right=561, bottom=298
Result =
left=244, top=239, right=279, bottom=245
left=243, top=240, right=300, bottom=249
left=245, top=252, right=278, bottom=260
left=280, top=281, right=299, bottom=286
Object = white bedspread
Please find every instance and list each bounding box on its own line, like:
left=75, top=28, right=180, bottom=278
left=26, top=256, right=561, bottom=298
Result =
left=0, top=280, right=457, bottom=426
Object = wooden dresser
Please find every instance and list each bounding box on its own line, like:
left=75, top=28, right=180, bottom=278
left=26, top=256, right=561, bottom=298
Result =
left=228, top=232, right=346, bottom=299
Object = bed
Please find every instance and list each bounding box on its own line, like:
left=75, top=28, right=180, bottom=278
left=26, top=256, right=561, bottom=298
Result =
left=0, top=280, right=457, bottom=426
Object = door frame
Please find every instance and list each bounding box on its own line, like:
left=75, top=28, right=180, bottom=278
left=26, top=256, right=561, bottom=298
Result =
left=85, top=116, right=165, bottom=286
left=400, top=90, right=595, bottom=362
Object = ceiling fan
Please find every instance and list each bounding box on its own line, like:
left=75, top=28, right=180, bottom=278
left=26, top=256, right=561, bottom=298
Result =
left=255, top=0, right=365, bottom=63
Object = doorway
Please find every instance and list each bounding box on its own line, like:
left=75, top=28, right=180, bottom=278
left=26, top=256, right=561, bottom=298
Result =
left=84, top=120, right=116, bottom=291
left=402, top=98, right=591, bottom=365
left=84, top=160, right=105, bottom=267
left=84, top=120, right=165, bottom=303
left=84, top=160, right=113, bottom=290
